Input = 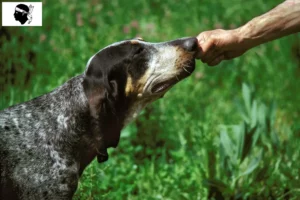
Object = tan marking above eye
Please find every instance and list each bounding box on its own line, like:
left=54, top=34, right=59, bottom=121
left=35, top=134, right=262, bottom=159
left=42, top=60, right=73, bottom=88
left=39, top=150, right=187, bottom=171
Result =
left=130, top=37, right=144, bottom=44
left=136, top=37, right=144, bottom=41
left=130, top=40, right=140, bottom=44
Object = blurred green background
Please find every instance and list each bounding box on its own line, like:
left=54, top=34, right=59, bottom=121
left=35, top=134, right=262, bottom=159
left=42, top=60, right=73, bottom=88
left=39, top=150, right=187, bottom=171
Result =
left=1, top=0, right=300, bottom=199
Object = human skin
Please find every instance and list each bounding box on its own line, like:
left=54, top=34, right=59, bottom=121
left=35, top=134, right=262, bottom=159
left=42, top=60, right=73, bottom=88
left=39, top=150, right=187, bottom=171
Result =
left=196, top=0, right=300, bottom=66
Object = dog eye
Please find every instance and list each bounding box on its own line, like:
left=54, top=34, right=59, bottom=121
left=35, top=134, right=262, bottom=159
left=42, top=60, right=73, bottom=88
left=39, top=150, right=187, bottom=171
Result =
left=134, top=47, right=144, bottom=55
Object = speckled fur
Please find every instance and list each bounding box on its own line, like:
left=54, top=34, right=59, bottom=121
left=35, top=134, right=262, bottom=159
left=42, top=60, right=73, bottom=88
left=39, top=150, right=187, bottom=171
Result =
left=0, top=75, right=93, bottom=199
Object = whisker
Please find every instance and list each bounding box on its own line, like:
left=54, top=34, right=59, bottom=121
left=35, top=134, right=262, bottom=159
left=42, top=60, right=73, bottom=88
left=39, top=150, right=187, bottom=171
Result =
left=183, top=66, right=191, bottom=74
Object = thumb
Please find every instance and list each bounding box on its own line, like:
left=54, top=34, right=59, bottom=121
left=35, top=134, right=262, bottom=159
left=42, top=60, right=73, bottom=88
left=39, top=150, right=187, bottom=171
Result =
left=196, top=32, right=210, bottom=59
left=197, top=32, right=208, bottom=46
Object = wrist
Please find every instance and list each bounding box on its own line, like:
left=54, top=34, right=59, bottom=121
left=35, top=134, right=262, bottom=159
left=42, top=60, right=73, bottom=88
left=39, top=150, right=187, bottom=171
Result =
left=235, top=23, right=262, bottom=50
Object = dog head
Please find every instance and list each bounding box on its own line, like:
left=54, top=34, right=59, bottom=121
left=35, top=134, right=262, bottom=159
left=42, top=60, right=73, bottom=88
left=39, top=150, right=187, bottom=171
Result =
left=83, top=37, right=197, bottom=152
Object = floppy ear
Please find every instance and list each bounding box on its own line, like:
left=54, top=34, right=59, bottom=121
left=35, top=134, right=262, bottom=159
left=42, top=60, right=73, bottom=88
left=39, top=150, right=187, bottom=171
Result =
left=83, top=63, right=122, bottom=162
left=83, top=53, right=120, bottom=116
left=82, top=74, right=108, bottom=118
left=82, top=49, right=129, bottom=154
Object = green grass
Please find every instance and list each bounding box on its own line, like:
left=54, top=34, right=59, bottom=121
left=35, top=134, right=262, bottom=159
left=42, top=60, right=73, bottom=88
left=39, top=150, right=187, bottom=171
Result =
left=1, top=0, right=300, bottom=199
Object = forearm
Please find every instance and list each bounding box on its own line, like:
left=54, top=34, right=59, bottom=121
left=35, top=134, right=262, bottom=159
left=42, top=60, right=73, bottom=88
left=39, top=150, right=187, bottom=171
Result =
left=237, top=0, right=300, bottom=48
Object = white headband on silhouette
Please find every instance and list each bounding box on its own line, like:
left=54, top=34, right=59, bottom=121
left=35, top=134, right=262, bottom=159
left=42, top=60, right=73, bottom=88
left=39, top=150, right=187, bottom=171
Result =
left=15, top=7, right=28, bottom=13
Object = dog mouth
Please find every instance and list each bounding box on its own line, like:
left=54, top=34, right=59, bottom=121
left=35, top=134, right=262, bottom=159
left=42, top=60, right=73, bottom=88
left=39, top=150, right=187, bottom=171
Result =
left=151, top=60, right=195, bottom=94
left=151, top=78, right=178, bottom=93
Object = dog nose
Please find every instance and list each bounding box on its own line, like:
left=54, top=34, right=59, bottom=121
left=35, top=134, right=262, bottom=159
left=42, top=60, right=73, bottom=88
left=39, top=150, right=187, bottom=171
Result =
left=170, top=37, right=198, bottom=52
left=182, top=37, right=198, bottom=52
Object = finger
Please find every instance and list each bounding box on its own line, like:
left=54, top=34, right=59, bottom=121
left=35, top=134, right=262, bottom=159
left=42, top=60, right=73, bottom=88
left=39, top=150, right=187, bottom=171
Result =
left=197, top=33, right=205, bottom=42
left=196, top=32, right=208, bottom=46
left=205, top=49, right=223, bottom=65
left=200, top=39, right=217, bottom=63
left=223, top=49, right=246, bottom=60
left=208, top=54, right=225, bottom=66
left=196, top=33, right=210, bottom=59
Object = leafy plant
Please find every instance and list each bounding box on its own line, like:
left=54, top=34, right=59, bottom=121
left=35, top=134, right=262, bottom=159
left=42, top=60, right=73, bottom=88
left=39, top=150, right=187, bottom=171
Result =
left=205, top=84, right=300, bottom=199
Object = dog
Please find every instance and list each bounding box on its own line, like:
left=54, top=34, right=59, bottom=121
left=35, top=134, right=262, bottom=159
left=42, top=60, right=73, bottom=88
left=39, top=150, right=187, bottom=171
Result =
left=0, top=37, right=198, bottom=199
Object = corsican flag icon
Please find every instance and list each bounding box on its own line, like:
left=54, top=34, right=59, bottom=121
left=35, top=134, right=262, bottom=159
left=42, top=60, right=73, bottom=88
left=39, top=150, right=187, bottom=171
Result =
left=2, top=2, right=42, bottom=26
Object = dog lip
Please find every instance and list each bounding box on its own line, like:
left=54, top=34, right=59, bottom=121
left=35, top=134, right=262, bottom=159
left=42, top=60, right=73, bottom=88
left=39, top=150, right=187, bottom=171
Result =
left=151, top=78, right=178, bottom=93
left=177, top=60, right=196, bottom=79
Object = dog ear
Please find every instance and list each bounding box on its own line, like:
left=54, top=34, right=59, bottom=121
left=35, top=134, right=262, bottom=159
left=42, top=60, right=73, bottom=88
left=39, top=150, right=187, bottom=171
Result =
left=83, top=45, right=132, bottom=151
left=82, top=74, right=108, bottom=117
left=84, top=41, right=134, bottom=113
left=83, top=51, right=117, bottom=114
left=83, top=64, right=122, bottom=153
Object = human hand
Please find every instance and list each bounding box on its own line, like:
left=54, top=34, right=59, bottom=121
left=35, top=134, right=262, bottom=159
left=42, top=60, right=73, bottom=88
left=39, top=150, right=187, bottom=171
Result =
left=196, top=29, right=251, bottom=66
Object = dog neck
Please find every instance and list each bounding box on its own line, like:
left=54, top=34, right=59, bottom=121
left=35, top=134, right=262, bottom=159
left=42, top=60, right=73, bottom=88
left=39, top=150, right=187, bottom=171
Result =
left=50, top=74, right=152, bottom=170
left=46, top=74, right=128, bottom=170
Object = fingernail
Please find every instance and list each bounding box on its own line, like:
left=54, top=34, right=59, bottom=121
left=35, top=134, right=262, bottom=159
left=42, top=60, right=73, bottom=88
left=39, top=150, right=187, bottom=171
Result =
left=199, top=40, right=204, bottom=44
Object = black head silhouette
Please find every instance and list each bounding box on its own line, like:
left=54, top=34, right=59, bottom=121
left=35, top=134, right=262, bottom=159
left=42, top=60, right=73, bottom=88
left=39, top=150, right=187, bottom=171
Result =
left=14, top=4, right=29, bottom=25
